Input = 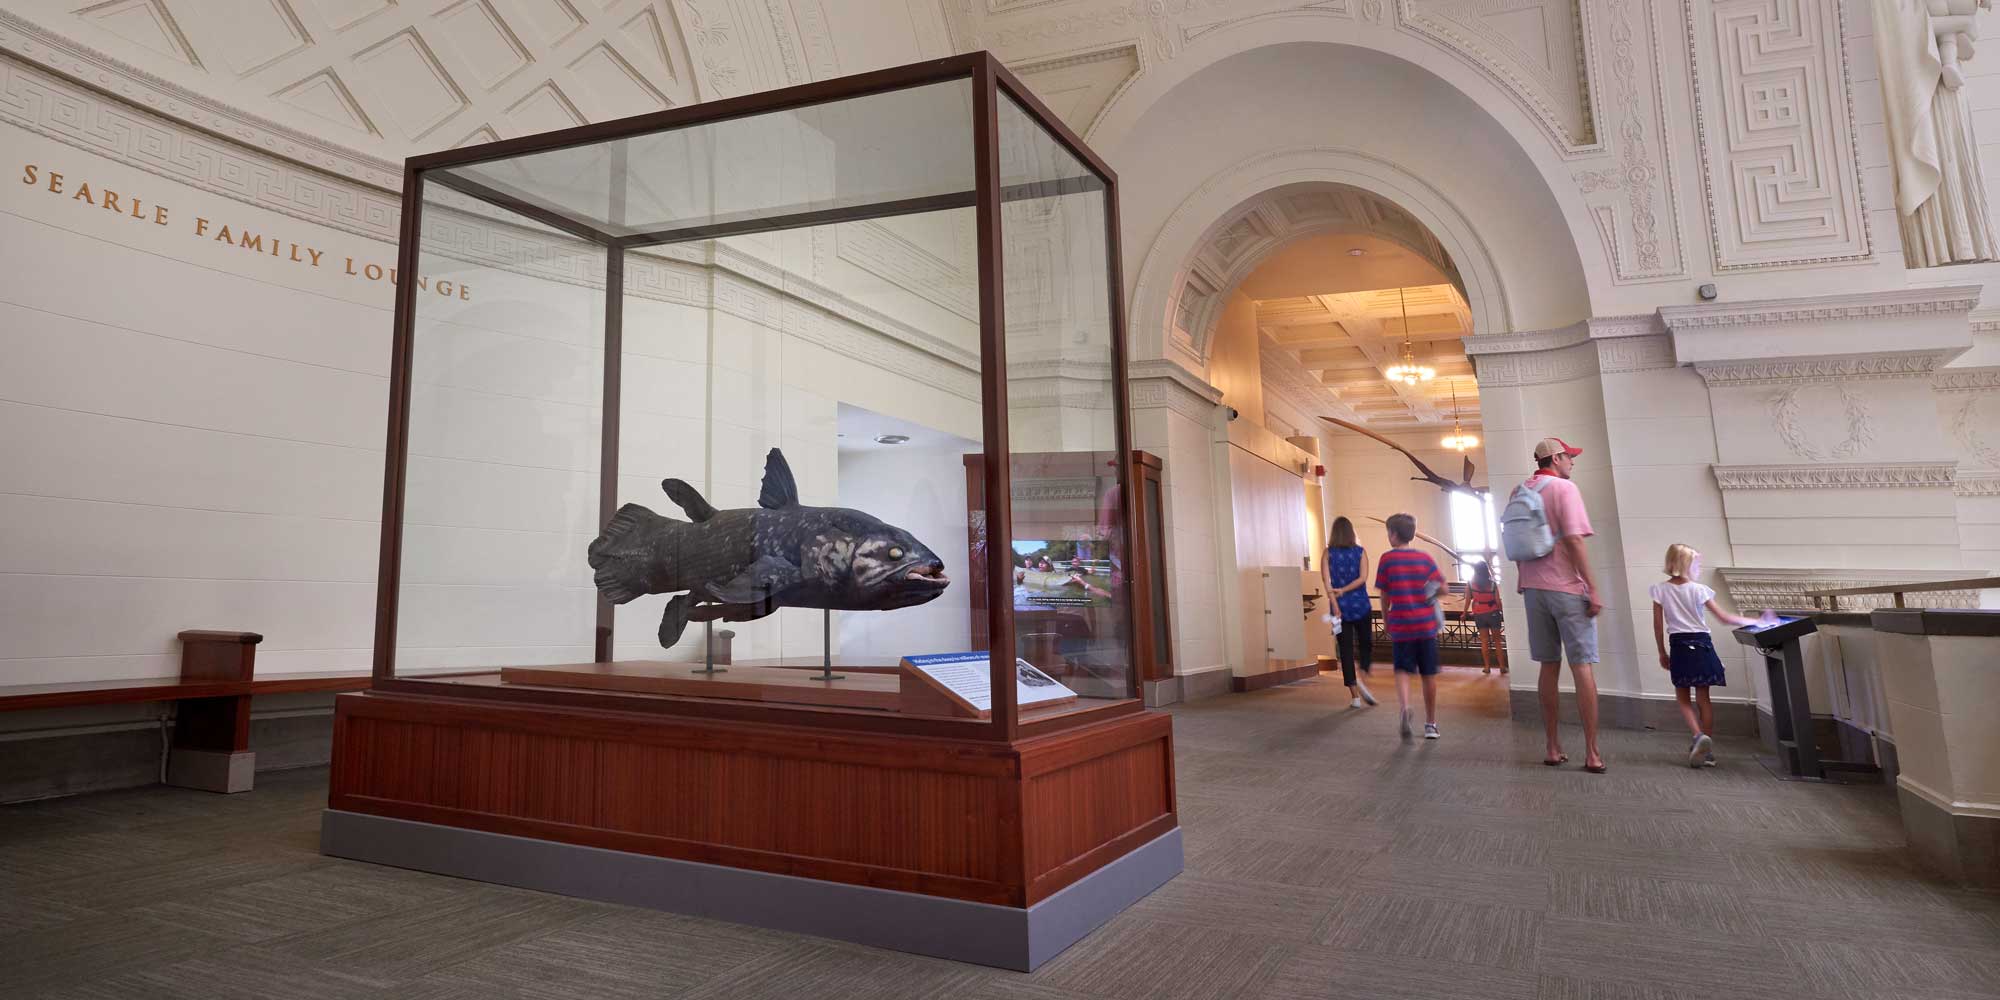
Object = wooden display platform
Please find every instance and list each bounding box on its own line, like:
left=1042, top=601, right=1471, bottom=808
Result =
left=326, top=688, right=1176, bottom=908
left=498, top=662, right=902, bottom=711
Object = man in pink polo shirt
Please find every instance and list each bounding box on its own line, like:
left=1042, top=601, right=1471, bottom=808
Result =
left=1515, top=437, right=1607, bottom=773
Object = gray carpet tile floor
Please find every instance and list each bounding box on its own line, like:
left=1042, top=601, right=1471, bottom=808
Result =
left=4, top=666, right=1998, bottom=999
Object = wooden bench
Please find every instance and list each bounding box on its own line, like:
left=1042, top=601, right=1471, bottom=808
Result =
left=0, top=631, right=378, bottom=793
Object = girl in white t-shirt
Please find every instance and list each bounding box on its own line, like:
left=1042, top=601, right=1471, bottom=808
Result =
left=1650, top=543, right=1759, bottom=768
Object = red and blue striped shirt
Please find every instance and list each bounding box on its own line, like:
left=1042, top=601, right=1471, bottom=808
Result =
left=1376, top=547, right=1445, bottom=641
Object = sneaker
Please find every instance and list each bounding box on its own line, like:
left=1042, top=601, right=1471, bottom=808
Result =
left=1688, top=734, right=1713, bottom=769
left=1399, top=709, right=1413, bottom=738
left=1350, top=697, right=1364, bottom=709
left=1703, top=752, right=1717, bottom=767
left=1423, top=723, right=1440, bottom=740
left=1358, top=682, right=1377, bottom=706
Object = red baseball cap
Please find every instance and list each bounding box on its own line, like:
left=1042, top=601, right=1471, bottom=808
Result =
left=1533, top=437, right=1583, bottom=460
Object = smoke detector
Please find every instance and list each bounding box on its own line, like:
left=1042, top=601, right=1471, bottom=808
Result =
left=874, top=434, right=910, bottom=445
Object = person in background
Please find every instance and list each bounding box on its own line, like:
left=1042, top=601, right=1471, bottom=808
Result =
left=1323, top=516, right=1377, bottom=708
left=1377, top=513, right=1446, bottom=739
left=1461, top=560, right=1505, bottom=675
left=1651, top=543, right=1760, bottom=768
left=1513, top=437, right=1607, bottom=773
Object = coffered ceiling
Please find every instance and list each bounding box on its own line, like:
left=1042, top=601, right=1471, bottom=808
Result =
left=1258, top=281, right=1479, bottom=431
left=21, top=0, right=699, bottom=158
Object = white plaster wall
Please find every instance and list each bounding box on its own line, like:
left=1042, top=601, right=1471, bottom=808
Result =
left=835, top=437, right=975, bottom=660
left=1, top=123, right=399, bottom=683
left=1225, top=445, right=1308, bottom=677
left=1597, top=361, right=1757, bottom=708
left=0, top=93, right=994, bottom=685
left=1319, top=428, right=1487, bottom=571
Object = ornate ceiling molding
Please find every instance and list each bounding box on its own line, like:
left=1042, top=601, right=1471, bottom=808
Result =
left=1258, top=333, right=1362, bottom=425
left=1934, top=366, right=2000, bottom=392
left=1711, top=462, right=1958, bottom=491
left=1395, top=0, right=1599, bottom=154
left=1128, top=358, right=1225, bottom=421
left=1692, top=351, right=1960, bottom=387
left=1, top=1, right=698, bottom=186
left=1572, top=0, right=1687, bottom=283
left=1171, top=183, right=1466, bottom=357
left=1682, top=0, right=1872, bottom=271
left=1468, top=340, right=1598, bottom=388
left=1957, top=471, right=2000, bottom=497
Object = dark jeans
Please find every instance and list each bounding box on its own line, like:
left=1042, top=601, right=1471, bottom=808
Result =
left=1336, top=620, right=1373, bottom=687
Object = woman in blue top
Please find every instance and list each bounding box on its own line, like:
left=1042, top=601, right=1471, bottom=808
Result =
left=1324, top=516, right=1377, bottom=708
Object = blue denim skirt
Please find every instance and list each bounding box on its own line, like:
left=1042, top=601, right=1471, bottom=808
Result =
left=1668, top=632, right=1727, bottom=688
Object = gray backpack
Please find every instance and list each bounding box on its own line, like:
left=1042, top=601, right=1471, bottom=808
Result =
left=1500, top=477, right=1556, bottom=562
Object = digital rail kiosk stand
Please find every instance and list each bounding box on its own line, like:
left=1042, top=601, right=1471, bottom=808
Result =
left=1730, top=616, right=1880, bottom=782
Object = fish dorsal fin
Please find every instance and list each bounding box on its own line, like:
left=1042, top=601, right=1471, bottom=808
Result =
left=661, top=479, right=717, bottom=522
left=758, top=449, right=799, bottom=509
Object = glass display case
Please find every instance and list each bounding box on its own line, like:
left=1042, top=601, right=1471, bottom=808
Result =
left=369, top=54, right=1136, bottom=740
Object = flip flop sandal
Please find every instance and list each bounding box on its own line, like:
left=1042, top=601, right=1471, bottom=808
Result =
left=1542, top=755, right=1568, bottom=766
left=1584, top=762, right=1608, bottom=774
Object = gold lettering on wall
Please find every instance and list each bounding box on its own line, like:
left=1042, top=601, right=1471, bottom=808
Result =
left=20, top=161, right=471, bottom=302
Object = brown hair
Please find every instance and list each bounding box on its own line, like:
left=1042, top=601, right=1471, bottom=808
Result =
left=1328, top=516, right=1356, bottom=549
left=1386, top=513, right=1416, bottom=545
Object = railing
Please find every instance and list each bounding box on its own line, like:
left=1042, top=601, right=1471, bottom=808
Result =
left=1803, top=576, right=2000, bottom=612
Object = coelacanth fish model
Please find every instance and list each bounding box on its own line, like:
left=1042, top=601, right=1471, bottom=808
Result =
left=587, top=448, right=951, bottom=649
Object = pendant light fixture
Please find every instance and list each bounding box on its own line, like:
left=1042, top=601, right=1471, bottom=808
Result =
left=1383, top=286, right=1436, bottom=386
left=1441, top=379, right=1479, bottom=451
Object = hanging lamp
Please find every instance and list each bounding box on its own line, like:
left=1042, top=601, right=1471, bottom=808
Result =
left=1441, top=380, right=1479, bottom=451
left=1382, top=286, right=1436, bottom=386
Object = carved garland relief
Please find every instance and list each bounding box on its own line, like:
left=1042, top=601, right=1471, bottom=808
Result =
left=1768, top=383, right=1873, bottom=461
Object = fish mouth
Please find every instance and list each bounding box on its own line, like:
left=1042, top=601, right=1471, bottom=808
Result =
left=900, top=563, right=949, bottom=588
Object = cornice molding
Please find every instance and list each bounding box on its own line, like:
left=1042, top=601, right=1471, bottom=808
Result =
left=1659, top=286, right=1982, bottom=331
left=1711, top=462, right=1958, bottom=491
left=1934, top=366, right=2000, bottom=392
left=0, top=9, right=403, bottom=191
left=1461, top=321, right=1589, bottom=357
left=1716, top=567, right=1983, bottom=611
left=1693, top=350, right=1960, bottom=386
left=1128, top=359, right=1223, bottom=422
left=1957, top=471, right=2000, bottom=497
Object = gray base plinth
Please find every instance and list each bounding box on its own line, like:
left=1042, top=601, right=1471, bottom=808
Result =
left=320, top=810, right=1182, bottom=971
left=167, top=749, right=255, bottom=793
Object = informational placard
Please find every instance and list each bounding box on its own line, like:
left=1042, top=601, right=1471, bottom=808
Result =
left=900, top=651, right=1077, bottom=715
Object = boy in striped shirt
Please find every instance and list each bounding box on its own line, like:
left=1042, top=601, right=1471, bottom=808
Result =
left=1376, top=513, right=1447, bottom=740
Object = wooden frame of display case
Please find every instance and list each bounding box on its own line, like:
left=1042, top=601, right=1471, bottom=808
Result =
left=328, top=52, right=1178, bottom=972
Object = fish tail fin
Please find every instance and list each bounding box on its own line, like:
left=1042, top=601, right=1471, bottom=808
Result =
left=659, top=593, right=693, bottom=648
left=589, top=503, right=663, bottom=604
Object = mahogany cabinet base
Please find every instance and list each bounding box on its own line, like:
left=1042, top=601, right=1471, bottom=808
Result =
left=323, top=689, right=1179, bottom=965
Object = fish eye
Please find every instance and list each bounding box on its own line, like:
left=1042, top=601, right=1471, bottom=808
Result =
left=889, top=547, right=904, bottom=559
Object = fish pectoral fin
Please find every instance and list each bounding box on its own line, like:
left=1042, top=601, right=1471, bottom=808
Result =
left=658, top=593, right=694, bottom=648
left=706, top=555, right=800, bottom=605
left=757, top=449, right=800, bottom=509
left=661, top=479, right=717, bottom=522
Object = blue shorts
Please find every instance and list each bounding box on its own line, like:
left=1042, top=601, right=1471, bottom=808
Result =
left=1392, top=636, right=1440, bottom=676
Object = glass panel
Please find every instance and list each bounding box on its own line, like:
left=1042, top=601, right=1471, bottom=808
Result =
left=395, top=185, right=607, bottom=672
left=607, top=209, right=983, bottom=688
left=998, top=92, right=1131, bottom=715
left=436, top=80, right=975, bottom=243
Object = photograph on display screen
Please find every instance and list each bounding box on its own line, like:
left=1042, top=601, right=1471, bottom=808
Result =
left=1011, top=539, right=1114, bottom=610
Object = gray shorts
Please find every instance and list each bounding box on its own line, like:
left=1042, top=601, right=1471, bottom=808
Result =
left=1522, top=588, right=1597, bottom=665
